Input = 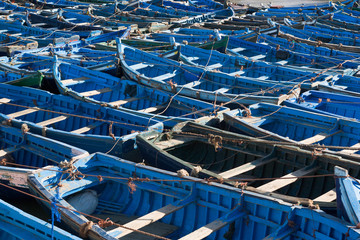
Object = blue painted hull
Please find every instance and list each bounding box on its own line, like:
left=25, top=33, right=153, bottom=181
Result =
left=0, top=83, right=163, bottom=156
left=28, top=151, right=360, bottom=239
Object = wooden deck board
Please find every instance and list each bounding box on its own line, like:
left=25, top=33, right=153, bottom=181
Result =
left=219, top=157, right=277, bottom=179
left=61, top=77, right=89, bottom=85
left=80, top=87, right=112, bottom=97
left=313, top=188, right=336, bottom=202
left=256, top=166, right=320, bottom=192
left=299, top=130, right=342, bottom=145
left=94, top=213, right=177, bottom=240
left=8, top=108, right=39, bottom=118
left=109, top=97, right=141, bottom=106
left=179, top=219, right=228, bottom=240
left=37, top=115, right=68, bottom=127
left=70, top=122, right=104, bottom=134
left=0, top=147, right=19, bottom=158
left=139, top=105, right=165, bottom=113
left=108, top=204, right=183, bottom=238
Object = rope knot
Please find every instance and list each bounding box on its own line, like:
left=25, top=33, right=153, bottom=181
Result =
left=127, top=178, right=137, bottom=193
left=21, top=124, right=29, bottom=134
left=208, top=134, right=222, bottom=151
left=190, top=166, right=202, bottom=177
left=80, top=221, right=94, bottom=238
left=177, top=169, right=189, bottom=177
left=98, top=218, right=114, bottom=228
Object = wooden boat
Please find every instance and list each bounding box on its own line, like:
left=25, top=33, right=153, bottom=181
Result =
left=188, top=0, right=223, bottom=10
left=222, top=102, right=360, bottom=158
left=278, top=25, right=360, bottom=49
left=117, top=39, right=299, bottom=106
left=136, top=120, right=360, bottom=206
left=0, top=83, right=163, bottom=156
left=25, top=12, right=104, bottom=38
left=227, top=36, right=359, bottom=75
left=8, top=48, right=117, bottom=71
left=256, top=33, right=360, bottom=70
left=15, top=28, right=130, bottom=56
left=28, top=149, right=360, bottom=240
left=276, top=25, right=360, bottom=53
left=0, top=19, right=80, bottom=48
left=335, top=166, right=360, bottom=225
left=0, top=123, right=88, bottom=194
left=0, top=199, right=81, bottom=240
left=4, top=71, right=44, bottom=87
left=53, top=58, right=229, bottom=127
left=94, top=35, right=229, bottom=53
left=284, top=90, right=360, bottom=120
left=0, top=35, right=38, bottom=57
left=160, top=0, right=214, bottom=13
left=172, top=27, right=247, bottom=36
left=33, top=0, right=90, bottom=9
left=177, top=43, right=336, bottom=83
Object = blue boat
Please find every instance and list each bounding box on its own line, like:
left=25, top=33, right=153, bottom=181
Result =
left=0, top=199, right=81, bottom=240
left=227, top=36, right=359, bottom=74
left=117, top=39, right=300, bottom=106
left=223, top=103, right=360, bottom=158
left=285, top=90, right=360, bottom=120
left=137, top=120, right=360, bottom=206
left=256, top=33, right=360, bottom=70
left=0, top=123, right=88, bottom=194
left=176, top=43, right=337, bottom=83
left=188, top=0, right=223, bottom=10
left=335, top=166, right=360, bottom=225
left=52, top=58, right=229, bottom=127
left=0, top=83, right=163, bottom=156
left=28, top=151, right=360, bottom=240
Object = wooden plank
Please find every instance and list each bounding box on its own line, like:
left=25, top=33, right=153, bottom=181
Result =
left=70, top=122, right=104, bottom=134
left=37, top=115, right=68, bottom=127
left=228, top=70, right=245, bottom=76
left=183, top=80, right=203, bottom=88
left=0, top=98, right=11, bottom=105
left=8, top=108, right=39, bottom=118
left=152, top=73, right=176, bottom=81
left=108, top=204, right=183, bottom=238
left=0, top=147, right=19, bottom=158
left=230, top=47, right=245, bottom=52
left=250, top=54, right=266, bottom=60
left=256, top=166, right=320, bottom=192
left=340, top=142, right=360, bottom=154
left=206, top=63, right=222, bottom=70
left=79, top=87, right=112, bottom=97
left=156, top=139, right=186, bottom=150
left=214, top=88, right=230, bottom=93
left=178, top=219, right=228, bottom=240
left=130, top=63, right=150, bottom=71
left=219, top=157, right=277, bottom=179
left=139, top=105, right=165, bottom=113
left=61, top=77, right=89, bottom=85
left=313, top=188, right=336, bottom=202
left=299, top=130, right=342, bottom=144
left=257, top=76, right=269, bottom=80
left=109, top=97, right=140, bottom=106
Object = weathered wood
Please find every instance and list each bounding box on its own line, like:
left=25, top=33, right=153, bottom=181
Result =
left=340, top=142, right=360, bottom=154
left=61, top=77, right=89, bottom=85
left=156, top=139, right=186, bottom=150
left=139, top=105, right=165, bottom=113
left=37, top=115, right=68, bottom=127
left=0, top=98, right=11, bottom=105
left=0, top=146, right=19, bottom=157
left=313, top=188, right=336, bottom=202
left=219, top=157, right=277, bottom=179
left=178, top=219, right=228, bottom=240
left=108, top=204, right=183, bottom=238
left=299, top=130, right=342, bottom=144
left=152, top=73, right=176, bottom=81
left=130, top=63, right=151, bottom=71
left=80, top=87, right=112, bottom=97
left=109, top=97, right=141, bottom=106
left=70, top=122, right=103, bottom=134
left=256, top=166, right=320, bottom=192
left=183, top=80, right=203, bottom=88
left=8, top=108, right=39, bottom=118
